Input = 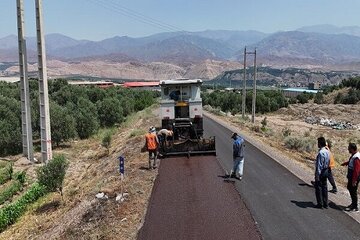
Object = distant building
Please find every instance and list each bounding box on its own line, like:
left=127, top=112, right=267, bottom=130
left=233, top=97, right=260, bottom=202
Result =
left=0, top=77, right=20, bottom=83
left=68, top=81, right=115, bottom=88
left=123, top=81, right=160, bottom=91
left=282, top=88, right=319, bottom=98
left=308, top=82, right=321, bottom=90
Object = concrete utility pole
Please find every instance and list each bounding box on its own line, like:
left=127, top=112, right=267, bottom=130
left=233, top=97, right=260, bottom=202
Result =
left=35, top=0, right=52, bottom=163
left=242, top=47, right=257, bottom=122
left=16, top=0, right=34, bottom=162
left=251, top=49, right=257, bottom=123
left=242, top=47, right=247, bottom=118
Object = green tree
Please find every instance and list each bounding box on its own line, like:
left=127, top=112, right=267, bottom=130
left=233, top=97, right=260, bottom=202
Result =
left=102, top=131, right=112, bottom=155
left=36, top=155, right=69, bottom=195
left=314, top=92, right=324, bottom=104
left=72, top=98, right=99, bottom=139
left=50, top=102, right=77, bottom=146
left=0, top=96, right=21, bottom=156
left=97, top=97, right=123, bottom=127
left=296, top=92, right=311, bottom=104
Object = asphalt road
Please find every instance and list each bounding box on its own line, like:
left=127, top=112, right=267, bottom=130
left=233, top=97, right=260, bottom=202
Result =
left=137, top=156, right=261, bottom=240
left=204, top=115, right=360, bottom=240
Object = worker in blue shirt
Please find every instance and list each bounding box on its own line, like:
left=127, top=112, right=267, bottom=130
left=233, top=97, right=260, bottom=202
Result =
left=230, top=132, right=245, bottom=180
left=314, top=137, right=330, bottom=209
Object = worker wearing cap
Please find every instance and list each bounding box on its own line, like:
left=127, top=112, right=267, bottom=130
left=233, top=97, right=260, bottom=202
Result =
left=145, top=127, right=159, bottom=169
left=231, top=132, right=245, bottom=180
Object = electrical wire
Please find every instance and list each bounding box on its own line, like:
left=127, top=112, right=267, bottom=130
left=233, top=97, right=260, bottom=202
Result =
left=88, top=0, right=185, bottom=33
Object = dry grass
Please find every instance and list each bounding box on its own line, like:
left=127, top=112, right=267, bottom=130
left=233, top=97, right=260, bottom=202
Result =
left=0, top=104, right=160, bottom=240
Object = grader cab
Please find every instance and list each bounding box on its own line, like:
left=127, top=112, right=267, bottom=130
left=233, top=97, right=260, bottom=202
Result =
left=159, top=79, right=216, bottom=156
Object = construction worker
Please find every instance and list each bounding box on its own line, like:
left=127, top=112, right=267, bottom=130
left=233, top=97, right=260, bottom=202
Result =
left=341, top=143, right=360, bottom=212
left=145, top=127, right=159, bottom=169
left=314, top=137, right=330, bottom=209
left=326, top=141, right=337, bottom=193
left=230, top=132, right=245, bottom=180
left=157, top=128, right=173, bottom=149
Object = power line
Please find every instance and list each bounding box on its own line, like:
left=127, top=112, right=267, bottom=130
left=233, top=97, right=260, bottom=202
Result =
left=88, top=0, right=185, bottom=33
left=107, top=0, right=184, bottom=32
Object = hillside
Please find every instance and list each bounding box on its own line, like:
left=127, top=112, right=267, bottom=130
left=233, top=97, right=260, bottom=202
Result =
left=2, top=27, right=360, bottom=67
left=0, top=107, right=160, bottom=240
left=210, top=67, right=356, bottom=87
left=3, top=27, right=360, bottom=80
left=3, top=59, right=242, bottom=80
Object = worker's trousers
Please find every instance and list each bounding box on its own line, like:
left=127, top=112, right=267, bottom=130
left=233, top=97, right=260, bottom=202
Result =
left=233, top=158, right=244, bottom=177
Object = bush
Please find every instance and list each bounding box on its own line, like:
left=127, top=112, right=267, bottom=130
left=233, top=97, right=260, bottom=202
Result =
left=251, top=125, right=261, bottom=133
left=282, top=127, right=291, bottom=137
left=102, top=131, right=112, bottom=154
left=314, top=92, right=324, bottom=104
left=14, top=171, right=26, bottom=185
left=0, top=180, right=22, bottom=205
left=0, top=183, right=47, bottom=232
left=36, top=155, right=69, bottom=194
left=0, top=163, right=13, bottom=185
left=284, top=136, right=315, bottom=153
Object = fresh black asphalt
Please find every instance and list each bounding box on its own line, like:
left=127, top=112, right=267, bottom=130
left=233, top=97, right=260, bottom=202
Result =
left=204, top=115, right=360, bottom=240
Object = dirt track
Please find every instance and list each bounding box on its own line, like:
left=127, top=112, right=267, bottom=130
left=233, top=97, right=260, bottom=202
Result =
left=137, top=156, right=261, bottom=240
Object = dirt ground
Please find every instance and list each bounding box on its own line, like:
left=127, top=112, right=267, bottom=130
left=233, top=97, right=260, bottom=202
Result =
left=0, top=106, right=159, bottom=240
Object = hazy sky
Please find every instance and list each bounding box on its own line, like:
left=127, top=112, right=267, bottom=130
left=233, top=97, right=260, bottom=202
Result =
left=0, top=0, right=359, bottom=40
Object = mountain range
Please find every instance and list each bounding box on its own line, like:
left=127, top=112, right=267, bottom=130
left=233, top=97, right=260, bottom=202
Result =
left=1, top=24, right=360, bottom=80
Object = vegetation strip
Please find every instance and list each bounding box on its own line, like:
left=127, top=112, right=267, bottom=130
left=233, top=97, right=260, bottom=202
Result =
left=0, top=183, right=47, bottom=232
left=0, top=171, right=26, bottom=205
left=0, top=164, right=13, bottom=185
left=0, top=156, right=68, bottom=232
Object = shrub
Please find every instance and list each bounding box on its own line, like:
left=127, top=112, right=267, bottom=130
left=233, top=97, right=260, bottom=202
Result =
left=282, top=127, right=292, bottom=137
left=314, top=92, right=324, bottom=104
left=14, top=171, right=26, bottom=185
left=0, top=180, right=22, bottom=205
left=261, top=117, right=267, bottom=127
left=251, top=125, right=261, bottom=133
left=102, top=131, right=112, bottom=154
left=129, top=129, right=146, bottom=138
left=36, top=155, right=69, bottom=194
left=284, top=136, right=315, bottom=153
left=0, top=183, right=47, bottom=232
left=0, top=163, right=13, bottom=185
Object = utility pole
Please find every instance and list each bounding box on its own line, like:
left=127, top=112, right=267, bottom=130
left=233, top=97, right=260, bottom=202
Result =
left=242, top=47, right=257, bottom=122
left=242, top=47, right=247, bottom=118
left=16, top=0, right=34, bottom=162
left=251, top=49, right=257, bottom=123
left=35, top=0, right=52, bottom=163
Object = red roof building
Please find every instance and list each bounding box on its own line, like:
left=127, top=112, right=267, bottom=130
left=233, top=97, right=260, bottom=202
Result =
left=123, top=81, right=160, bottom=88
